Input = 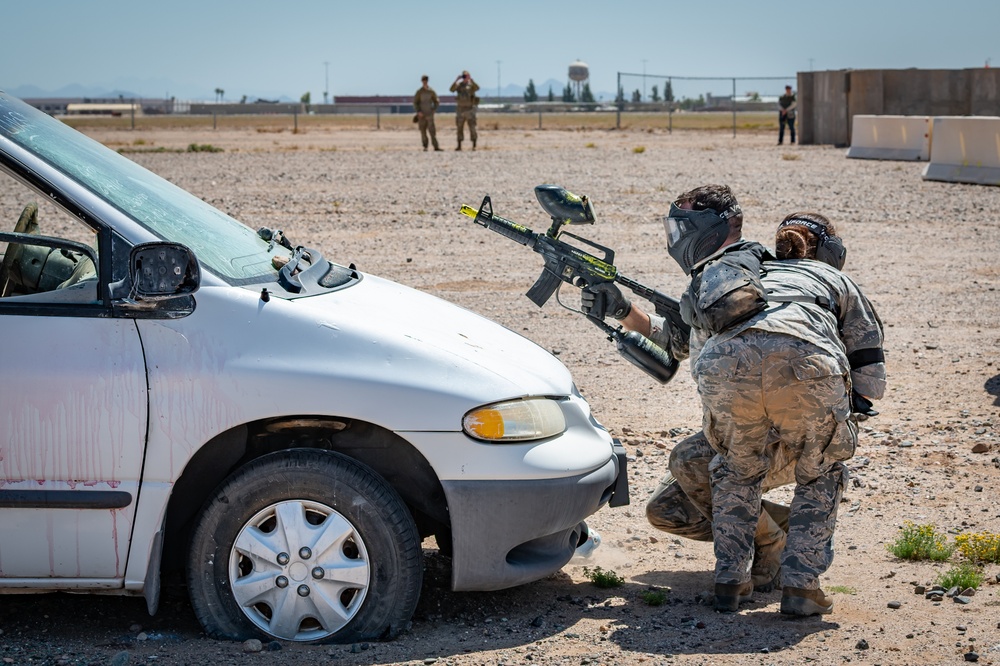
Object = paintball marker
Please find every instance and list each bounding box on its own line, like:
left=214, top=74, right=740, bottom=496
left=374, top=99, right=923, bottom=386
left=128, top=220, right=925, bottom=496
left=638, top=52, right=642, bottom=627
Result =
left=460, top=185, right=690, bottom=384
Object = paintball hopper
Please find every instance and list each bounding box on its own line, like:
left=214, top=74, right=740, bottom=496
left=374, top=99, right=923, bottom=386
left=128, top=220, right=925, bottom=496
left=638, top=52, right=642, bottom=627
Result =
left=535, top=184, right=596, bottom=230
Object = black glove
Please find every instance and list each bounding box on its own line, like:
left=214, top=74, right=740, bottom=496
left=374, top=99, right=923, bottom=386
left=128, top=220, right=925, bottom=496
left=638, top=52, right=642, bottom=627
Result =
left=851, top=390, right=879, bottom=420
left=581, top=283, right=631, bottom=320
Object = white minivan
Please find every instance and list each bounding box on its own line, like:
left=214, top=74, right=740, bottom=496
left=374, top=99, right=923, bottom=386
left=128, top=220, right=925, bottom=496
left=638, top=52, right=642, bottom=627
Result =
left=0, top=92, right=628, bottom=643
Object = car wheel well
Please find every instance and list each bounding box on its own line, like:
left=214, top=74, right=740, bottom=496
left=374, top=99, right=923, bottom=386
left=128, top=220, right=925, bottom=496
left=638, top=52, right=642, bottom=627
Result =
left=160, top=417, right=450, bottom=577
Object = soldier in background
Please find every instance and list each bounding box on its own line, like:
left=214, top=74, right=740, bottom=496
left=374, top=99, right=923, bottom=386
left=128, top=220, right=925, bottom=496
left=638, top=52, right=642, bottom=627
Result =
left=778, top=85, right=797, bottom=145
left=413, top=75, right=442, bottom=152
left=450, top=70, right=480, bottom=151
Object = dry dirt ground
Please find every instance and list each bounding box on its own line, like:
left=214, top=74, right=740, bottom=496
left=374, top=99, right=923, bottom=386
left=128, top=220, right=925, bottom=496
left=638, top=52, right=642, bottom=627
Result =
left=1, top=123, right=998, bottom=666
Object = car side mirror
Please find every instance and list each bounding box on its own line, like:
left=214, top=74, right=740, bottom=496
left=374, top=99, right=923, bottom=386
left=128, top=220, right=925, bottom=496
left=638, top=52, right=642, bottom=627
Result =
left=132, top=242, right=200, bottom=298
left=121, top=242, right=200, bottom=301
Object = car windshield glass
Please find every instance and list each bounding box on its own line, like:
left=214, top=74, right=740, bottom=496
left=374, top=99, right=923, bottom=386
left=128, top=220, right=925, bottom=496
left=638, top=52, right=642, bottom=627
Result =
left=0, top=92, right=287, bottom=283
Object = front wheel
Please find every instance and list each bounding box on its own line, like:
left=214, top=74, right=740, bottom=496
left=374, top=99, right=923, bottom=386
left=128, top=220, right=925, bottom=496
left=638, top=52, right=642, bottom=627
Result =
left=186, top=449, right=422, bottom=643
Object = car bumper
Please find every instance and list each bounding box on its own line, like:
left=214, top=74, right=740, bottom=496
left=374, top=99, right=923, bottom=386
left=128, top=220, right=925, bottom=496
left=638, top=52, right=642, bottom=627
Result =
left=442, top=439, right=628, bottom=591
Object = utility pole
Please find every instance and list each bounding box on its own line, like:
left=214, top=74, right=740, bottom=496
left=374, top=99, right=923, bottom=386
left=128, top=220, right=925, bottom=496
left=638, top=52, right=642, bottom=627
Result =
left=642, top=59, right=647, bottom=101
left=324, top=61, right=329, bottom=105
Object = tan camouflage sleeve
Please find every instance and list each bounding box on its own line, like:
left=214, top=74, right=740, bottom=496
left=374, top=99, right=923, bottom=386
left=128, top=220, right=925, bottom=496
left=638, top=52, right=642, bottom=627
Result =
left=836, top=276, right=886, bottom=400
left=647, top=314, right=691, bottom=362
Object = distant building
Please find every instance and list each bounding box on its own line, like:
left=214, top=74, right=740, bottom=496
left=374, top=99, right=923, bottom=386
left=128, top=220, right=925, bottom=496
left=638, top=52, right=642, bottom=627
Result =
left=704, top=93, right=776, bottom=111
left=22, top=97, right=175, bottom=116
left=66, top=102, right=142, bottom=117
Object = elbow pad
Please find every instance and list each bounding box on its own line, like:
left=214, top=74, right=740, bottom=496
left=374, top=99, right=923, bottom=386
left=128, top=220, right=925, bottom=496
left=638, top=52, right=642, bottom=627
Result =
left=848, top=347, right=884, bottom=370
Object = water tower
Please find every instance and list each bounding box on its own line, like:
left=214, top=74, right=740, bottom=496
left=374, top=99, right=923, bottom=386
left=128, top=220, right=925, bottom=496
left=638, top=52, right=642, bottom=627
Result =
left=568, top=59, right=589, bottom=101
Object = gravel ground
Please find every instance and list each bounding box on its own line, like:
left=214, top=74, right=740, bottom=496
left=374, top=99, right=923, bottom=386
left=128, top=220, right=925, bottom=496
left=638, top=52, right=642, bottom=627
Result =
left=1, top=123, right=998, bottom=665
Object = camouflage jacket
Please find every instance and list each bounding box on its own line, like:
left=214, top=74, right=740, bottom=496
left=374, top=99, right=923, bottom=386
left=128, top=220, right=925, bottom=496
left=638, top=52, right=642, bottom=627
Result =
left=413, top=87, right=440, bottom=114
left=450, top=80, right=480, bottom=110
left=650, top=250, right=886, bottom=401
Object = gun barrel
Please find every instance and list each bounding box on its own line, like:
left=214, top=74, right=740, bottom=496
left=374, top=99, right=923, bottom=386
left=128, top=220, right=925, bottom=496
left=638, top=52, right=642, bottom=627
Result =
left=461, top=204, right=537, bottom=248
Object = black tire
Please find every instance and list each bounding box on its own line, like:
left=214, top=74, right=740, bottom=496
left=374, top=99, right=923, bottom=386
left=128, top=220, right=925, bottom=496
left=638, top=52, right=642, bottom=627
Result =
left=186, top=449, right=422, bottom=643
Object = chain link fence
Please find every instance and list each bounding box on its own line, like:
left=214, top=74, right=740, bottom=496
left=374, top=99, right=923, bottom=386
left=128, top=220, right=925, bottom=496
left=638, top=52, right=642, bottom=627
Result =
left=615, top=72, right=796, bottom=136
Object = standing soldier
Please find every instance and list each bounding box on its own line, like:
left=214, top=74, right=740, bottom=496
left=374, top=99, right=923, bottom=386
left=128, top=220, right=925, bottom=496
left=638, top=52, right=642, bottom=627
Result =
left=450, top=70, right=480, bottom=151
left=414, top=75, right=442, bottom=151
left=778, top=85, right=797, bottom=145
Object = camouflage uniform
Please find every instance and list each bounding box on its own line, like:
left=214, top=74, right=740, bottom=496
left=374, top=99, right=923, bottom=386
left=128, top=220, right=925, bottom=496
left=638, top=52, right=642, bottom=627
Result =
left=645, top=429, right=795, bottom=584
left=645, top=308, right=795, bottom=586
left=413, top=84, right=441, bottom=151
left=450, top=76, right=479, bottom=149
left=688, top=255, right=885, bottom=590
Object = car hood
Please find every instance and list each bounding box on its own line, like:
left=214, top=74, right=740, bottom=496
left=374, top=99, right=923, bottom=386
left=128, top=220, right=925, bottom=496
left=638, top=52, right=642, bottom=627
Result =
left=140, top=270, right=579, bottom=433
left=294, top=271, right=575, bottom=406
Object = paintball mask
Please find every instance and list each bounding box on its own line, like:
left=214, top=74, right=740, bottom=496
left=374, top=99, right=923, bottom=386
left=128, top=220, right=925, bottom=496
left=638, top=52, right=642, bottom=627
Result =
left=778, top=218, right=847, bottom=270
left=664, top=202, right=741, bottom=274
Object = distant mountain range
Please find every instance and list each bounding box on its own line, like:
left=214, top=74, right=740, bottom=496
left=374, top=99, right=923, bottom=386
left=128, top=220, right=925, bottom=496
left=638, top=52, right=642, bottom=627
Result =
left=7, top=78, right=618, bottom=103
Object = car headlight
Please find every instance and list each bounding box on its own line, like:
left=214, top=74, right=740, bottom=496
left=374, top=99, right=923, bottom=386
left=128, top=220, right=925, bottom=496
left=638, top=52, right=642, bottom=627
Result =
left=463, top=398, right=566, bottom=442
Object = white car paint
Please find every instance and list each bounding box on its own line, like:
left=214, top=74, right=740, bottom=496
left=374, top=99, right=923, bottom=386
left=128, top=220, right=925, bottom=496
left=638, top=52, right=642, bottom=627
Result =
left=0, top=316, right=145, bottom=579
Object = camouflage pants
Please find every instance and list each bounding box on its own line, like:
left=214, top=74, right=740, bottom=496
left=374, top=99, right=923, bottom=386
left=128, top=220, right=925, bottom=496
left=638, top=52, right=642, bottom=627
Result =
left=455, top=108, right=477, bottom=144
left=695, top=330, right=856, bottom=589
left=418, top=114, right=439, bottom=149
left=646, top=430, right=796, bottom=541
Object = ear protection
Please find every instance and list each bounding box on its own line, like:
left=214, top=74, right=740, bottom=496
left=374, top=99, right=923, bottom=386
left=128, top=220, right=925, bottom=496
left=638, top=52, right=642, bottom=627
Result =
left=778, top=218, right=846, bottom=270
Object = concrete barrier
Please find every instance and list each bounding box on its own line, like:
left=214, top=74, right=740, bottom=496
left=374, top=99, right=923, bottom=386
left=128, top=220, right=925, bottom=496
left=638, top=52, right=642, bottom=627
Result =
left=922, top=116, right=1000, bottom=186
left=846, top=115, right=931, bottom=161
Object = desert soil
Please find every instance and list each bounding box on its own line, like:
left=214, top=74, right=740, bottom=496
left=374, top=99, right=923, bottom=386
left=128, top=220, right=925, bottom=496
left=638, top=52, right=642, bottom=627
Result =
left=1, top=123, right=998, bottom=666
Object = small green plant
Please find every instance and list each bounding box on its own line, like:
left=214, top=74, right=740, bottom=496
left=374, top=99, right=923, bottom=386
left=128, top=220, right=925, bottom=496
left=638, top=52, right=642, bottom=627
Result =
left=585, top=142, right=596, bottom=148
left=641, top=589, right=667, bottom=606
left=827, top=585, right=856, bottom=595
left=187, top=143, right=224, bottom=153
left=583, top=566, right=624, bottom=588
left=887, top=521, right=955, bottom=561
left=936, top=562, right=984, bottom=590
left=955, top=531, right=1000, bottom=564
left=632, top=146, right=645, bottom=154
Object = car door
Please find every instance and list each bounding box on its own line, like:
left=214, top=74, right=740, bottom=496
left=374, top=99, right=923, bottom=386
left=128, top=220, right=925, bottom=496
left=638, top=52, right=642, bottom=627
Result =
left=0, top=191, right=147, bottom=581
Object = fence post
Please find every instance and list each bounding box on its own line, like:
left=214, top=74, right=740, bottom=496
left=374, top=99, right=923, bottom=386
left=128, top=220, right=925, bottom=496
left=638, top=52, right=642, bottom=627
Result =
left=732, top=77, right=736, bottom=138
left=294, top=110, right=298, bottom=133
left=538, top=109, right=542, bottom=130
left=376, top=106, right=381, bottom=130
left=130, top=98, right=135, bottom=131
left=213, top=113, right=217, bottom=130
left=616, top=72, right=622, bottom=130
left=668, top=78, right=672, bottom=134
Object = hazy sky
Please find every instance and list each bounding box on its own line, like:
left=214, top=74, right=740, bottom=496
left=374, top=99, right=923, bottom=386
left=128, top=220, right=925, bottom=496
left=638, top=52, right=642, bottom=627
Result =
left=3, top=0, right=997, bottom=101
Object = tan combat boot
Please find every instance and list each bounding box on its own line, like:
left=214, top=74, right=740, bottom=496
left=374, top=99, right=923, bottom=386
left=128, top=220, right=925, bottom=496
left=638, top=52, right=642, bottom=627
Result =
left=750, top=510, right=786, bottom=592
left=780, top=586, right=834, bottom=616
left=713, top=581, right=753, bottom=612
